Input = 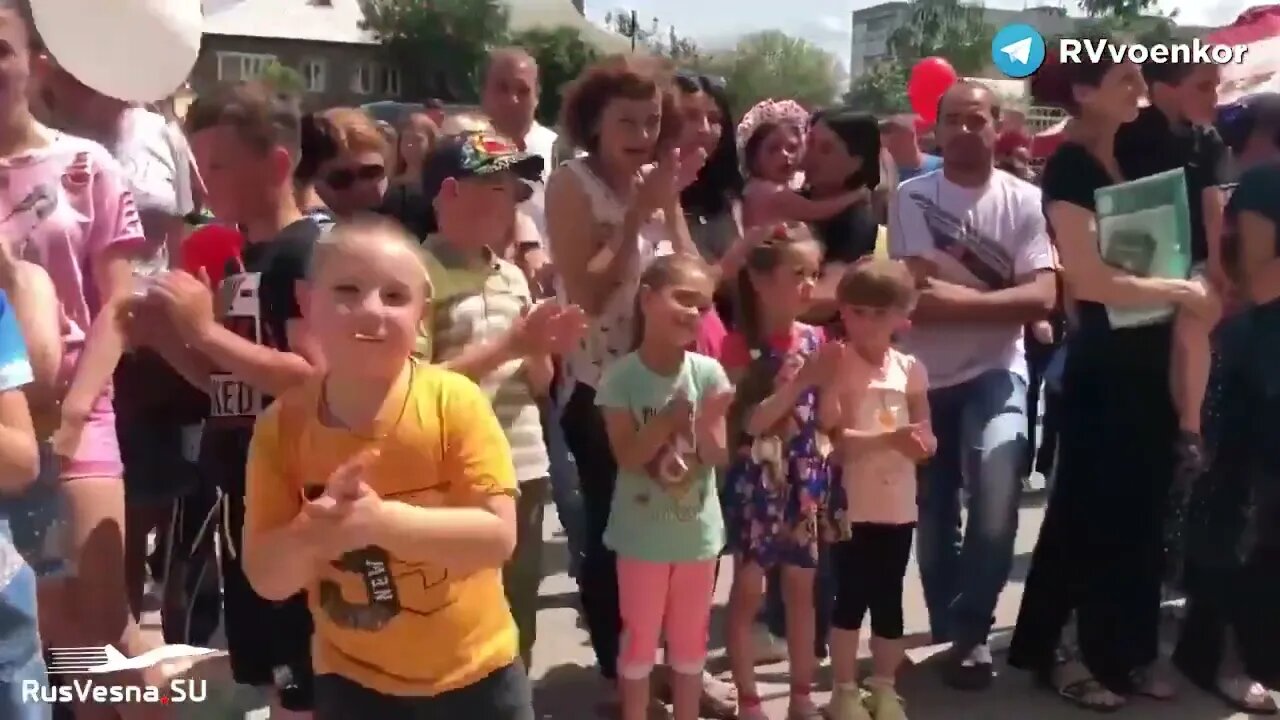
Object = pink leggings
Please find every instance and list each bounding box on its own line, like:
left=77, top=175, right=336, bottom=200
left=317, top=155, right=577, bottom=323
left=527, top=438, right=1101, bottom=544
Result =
left=616, top=556, right=717, bottom=680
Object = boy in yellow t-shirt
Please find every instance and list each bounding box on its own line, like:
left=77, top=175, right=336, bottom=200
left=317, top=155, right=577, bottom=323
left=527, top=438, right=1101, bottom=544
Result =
left=241, top=217, right=533, bottom=718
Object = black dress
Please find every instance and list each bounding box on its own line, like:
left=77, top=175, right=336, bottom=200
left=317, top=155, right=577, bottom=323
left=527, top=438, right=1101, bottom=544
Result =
left=1007, top=142, right=1180, bottom=692
left=1173, top=164, right=1280, bottom=690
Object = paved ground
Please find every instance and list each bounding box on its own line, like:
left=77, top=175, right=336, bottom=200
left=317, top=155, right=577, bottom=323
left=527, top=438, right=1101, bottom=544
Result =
left=152, top=487, right=1276, bottom=719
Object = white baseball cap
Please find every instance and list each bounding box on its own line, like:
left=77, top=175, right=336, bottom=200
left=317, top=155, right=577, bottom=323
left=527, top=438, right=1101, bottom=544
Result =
left=31, top=0, right=204, bottom=103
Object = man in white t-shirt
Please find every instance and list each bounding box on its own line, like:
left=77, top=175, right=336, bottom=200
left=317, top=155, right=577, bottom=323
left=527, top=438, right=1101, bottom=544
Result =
left=889, top=81, right=1057, bottom=691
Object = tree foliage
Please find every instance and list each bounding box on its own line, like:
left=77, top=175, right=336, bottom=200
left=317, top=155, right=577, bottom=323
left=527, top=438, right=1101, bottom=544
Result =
left=844, top=61, right=910, bottom=115
left=889, top=0, right=994, bottom=76
left=259, top=61, right=306, bottom=96
left=701, top=31, right=844, bottom=115
left=510, top=26, right=601, bottom=126
left=360, top=0, right=510, bottom=102
left=603, top=8, right=701, bottom=60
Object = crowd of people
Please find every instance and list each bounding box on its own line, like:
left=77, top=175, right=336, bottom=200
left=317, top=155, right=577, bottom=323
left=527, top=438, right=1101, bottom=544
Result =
left=0, top=1, right=1277, bottom=719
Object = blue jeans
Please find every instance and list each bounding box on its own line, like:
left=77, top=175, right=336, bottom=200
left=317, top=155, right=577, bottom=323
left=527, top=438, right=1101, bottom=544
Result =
left=542, top=399, right=585, bottom=579
left=917, top=369, right=1028, bottom=649
left=0, top=525, right=50, bottom=720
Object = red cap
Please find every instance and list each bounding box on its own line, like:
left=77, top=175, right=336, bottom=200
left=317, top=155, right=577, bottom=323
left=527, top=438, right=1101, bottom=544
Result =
left=180, top=224, right=244, bottom=286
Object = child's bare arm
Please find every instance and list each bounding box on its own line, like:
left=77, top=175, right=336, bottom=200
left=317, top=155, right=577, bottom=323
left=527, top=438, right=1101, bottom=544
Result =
left=603, top=406, right=680, bottom=473
left=2, top=261, right=62, bottom=408
left=522, top=355, right=554, bottom=398
left=0, top=387, right=38, bottom=493
left=368, top=495, right=517, bottom=575
left=60, top=295, right=127, bottom=424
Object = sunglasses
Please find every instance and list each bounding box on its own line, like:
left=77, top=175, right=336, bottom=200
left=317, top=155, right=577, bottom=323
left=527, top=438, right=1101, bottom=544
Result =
left=324, top=163, right=386, bottom=190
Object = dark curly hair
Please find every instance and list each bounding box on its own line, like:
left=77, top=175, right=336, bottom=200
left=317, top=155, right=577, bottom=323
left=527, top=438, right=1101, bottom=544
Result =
left=559, top=54, right=682, bottom=155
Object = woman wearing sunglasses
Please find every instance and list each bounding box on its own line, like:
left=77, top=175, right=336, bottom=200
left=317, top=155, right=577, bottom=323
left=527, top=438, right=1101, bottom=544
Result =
left=303, top=107, right=392, bottom=220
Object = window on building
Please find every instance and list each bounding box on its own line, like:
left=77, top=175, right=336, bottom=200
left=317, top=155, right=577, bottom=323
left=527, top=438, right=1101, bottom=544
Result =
left=351, top=64, right=374, bottom=95
left=216, top=52, right=277, bottom=83
left=303, top=59, right=327, bottom=93
left=352, top=63, right=402, bottom=96
left=382, top=67, right=402, bottom=97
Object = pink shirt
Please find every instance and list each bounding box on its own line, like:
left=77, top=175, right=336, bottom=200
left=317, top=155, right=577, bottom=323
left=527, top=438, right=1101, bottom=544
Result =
left=839, top=347, right=928, bottom=525
left=0, top=133, right=144, bottom=382
left=693, top=309, right=727, bottom=361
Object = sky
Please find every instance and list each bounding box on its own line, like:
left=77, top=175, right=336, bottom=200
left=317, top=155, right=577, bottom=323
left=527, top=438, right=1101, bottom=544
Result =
left=582, top=0, right=1259, bottom=67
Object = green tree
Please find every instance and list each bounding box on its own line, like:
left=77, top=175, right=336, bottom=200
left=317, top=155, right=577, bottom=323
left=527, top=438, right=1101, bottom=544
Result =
left=509, top=26, right=601, bottom=126
left=361, top=0, right=510, bottom=102
left=889, top=0, right=994, bottom=75
left=258, top=61, right=306, bottom=95
left=604, top=8, right=701, bottom=61
left=708, top=31, right=844, bottom=115
left=844, top=60, right=910, bottom=115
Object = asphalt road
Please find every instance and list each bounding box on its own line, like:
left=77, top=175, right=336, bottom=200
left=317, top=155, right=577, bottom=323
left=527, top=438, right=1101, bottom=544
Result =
left=155, top=488, right=1275, bottom=719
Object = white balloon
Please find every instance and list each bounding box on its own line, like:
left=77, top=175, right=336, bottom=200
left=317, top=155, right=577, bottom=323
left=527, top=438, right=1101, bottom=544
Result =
left=32, top=0, right=203, bottom=103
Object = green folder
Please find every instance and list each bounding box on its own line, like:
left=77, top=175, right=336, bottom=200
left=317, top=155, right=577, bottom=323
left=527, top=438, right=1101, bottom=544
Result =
left=1095, top=168, right=1193, bottom=328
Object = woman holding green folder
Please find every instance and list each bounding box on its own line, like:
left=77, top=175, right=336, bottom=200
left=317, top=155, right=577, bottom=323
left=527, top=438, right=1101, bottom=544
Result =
left=1007, top=48, right=1220, bottom=712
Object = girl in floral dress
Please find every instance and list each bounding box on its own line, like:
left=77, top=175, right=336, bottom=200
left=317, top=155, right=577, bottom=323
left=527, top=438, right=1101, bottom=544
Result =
left=722, top=224, right=844, bottom=720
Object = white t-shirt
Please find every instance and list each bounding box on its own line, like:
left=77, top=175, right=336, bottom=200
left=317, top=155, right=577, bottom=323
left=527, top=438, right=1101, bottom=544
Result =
left=115, top=107, right=193, bottom=272
left=888, top=168, right=1054, bottom=389
left=519, top=122, right=560, bottom=242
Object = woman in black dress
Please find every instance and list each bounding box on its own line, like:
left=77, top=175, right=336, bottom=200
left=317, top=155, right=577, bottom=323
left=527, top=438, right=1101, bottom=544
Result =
left=1006, top=51, right=1220, bottom=711
left=1172, top=111, right=1280, bottom=713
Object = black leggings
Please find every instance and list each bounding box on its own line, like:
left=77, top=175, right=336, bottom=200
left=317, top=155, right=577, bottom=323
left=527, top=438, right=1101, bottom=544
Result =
left=831, top=523, right=915, bottom=640
left=560, top=382, right=621, bottom=680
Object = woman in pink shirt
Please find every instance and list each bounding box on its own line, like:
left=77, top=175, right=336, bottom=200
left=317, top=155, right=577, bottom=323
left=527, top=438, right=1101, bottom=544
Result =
left=0, top=5, right=158, bottom=713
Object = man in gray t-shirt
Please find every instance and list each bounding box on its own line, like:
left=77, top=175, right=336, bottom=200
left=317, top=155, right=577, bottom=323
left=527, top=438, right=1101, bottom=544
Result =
left=888, top=82, right=1056, bottom=690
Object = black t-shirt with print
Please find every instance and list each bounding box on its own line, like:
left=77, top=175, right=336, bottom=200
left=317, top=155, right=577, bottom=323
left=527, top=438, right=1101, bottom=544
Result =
left=1115, top=106, right=1227, bottom=264
left=200, top=218, right=319, bottom=496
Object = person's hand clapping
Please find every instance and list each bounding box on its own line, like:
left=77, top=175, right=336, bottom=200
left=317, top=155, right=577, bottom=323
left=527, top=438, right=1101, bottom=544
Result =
left=887, top=423, right=935, bottom=461
left=676, top=147, right=710, bottom=191
left=148, top=269, right=219, bottom=344
left=798, top=340, right=847, bottom=387
left=634, top=147, right=682, bottom=214
left=301, top=448, right=383, bottom=555
left=662, top=389, right=695, bottom=436
left=512, top=301, right=588, bottom=358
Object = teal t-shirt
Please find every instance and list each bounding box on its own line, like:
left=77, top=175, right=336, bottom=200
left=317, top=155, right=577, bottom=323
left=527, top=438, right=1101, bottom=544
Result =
left=596, top=351, right=731, bottom=563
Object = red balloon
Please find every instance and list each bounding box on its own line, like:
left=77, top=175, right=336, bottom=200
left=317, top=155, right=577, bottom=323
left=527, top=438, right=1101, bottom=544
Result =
left=908, top=56, right=959, bottom=124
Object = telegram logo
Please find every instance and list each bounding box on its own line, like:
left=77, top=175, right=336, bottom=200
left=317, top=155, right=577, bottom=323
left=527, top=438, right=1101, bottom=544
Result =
left=992, top=24, right=1046, bottom=78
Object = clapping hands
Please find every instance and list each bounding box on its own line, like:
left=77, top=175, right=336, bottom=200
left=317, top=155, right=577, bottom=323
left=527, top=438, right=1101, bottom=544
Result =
left=512, top=300, right=587, bottom=358
left=886, top=422, right=936, bottom=461
left=299, top=447, right=384, bottom=556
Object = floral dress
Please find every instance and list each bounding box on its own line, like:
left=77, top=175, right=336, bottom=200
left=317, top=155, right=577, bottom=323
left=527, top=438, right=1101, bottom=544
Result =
left=724, top=324, right=843, bottom=569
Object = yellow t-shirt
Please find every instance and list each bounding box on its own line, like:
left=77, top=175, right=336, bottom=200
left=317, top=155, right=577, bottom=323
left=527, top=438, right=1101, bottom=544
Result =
left=244, top=360, right=519, bottom=697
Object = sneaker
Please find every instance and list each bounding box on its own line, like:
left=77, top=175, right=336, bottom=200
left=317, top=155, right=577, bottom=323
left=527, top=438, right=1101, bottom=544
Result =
left=866, top=684, right=908, bottom=720
left=753, top=623, right=789, bottom=664
left=826, top=685, right=872, bottom=720
left=941, top=643, right=994, bottom=691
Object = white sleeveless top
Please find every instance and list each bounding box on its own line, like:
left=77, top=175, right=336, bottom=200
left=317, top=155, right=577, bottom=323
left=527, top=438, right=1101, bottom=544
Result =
left=557, top=158, right=672, bottom=389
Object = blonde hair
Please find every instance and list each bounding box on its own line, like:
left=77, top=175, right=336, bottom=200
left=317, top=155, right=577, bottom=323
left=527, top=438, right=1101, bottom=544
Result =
left=309, top=214, right=433, bottom=301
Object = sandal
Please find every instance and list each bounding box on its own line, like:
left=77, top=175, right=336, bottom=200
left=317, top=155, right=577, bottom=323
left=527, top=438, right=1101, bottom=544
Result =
left=1050, top=659, right=1126, bottom=713
left=1215, top=675, right=1278, bottom=715
left=1129, top=662, right=1177, bottom=700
